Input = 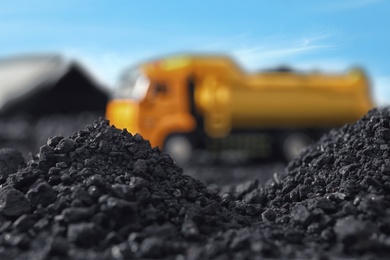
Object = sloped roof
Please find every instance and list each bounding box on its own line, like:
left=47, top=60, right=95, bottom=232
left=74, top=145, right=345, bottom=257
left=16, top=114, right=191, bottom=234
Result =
left=0, top=55, right=68, bottom=107
left=0, top=54, right=109, bottom=117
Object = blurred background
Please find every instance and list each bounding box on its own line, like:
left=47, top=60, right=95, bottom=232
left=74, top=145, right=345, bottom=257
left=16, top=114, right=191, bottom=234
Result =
left=0, top=0, right=389, bottom=187
left=1, top=0, right=389, bottom=103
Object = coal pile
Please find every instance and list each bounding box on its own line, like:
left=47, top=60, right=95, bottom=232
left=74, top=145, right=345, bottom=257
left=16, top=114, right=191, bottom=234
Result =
left=2, top=108, right=390, bottom=259
left=193, top=107, right=390, bottom=259
left=0, top=118, right=258, bottom=259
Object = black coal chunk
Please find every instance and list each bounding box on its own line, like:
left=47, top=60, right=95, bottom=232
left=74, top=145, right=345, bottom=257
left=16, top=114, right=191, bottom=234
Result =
left=26, top=182, right=56, bottom=207
left=67, top=222, right=104, bottom=247
left=0, top=188, right=30, bottom=217
left=291, top=204, right=311, bottom=226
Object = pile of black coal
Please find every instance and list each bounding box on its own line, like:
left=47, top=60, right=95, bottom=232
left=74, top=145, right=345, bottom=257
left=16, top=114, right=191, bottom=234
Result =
left=0, top=118, right=258, bottom=259
left=3, top=107, right=390, bottom=259
left=192, top=108, right=390, bottom=259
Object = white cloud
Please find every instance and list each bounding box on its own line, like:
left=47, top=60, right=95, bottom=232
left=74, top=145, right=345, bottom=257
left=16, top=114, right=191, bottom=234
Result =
left=226, top=34, right=338, bottom=71
left=232, top=43, right=335, bottom=70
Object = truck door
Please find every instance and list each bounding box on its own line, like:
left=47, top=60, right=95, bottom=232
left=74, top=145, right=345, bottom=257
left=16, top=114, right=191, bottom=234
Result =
left=138, top=79, right=175, bottom=145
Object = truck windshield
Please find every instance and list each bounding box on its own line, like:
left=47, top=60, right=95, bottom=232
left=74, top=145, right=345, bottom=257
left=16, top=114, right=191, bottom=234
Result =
left=115, top=69, right=150, bottom=100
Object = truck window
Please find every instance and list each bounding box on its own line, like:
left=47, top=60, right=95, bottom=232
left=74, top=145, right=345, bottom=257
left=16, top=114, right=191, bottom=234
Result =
left=115, top=69, right=150, bottom=100
left=154, top=83, right=168, bottom=95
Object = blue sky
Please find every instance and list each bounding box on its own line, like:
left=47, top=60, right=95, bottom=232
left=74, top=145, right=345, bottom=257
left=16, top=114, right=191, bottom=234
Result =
left=1, top=0, right=389, bottom=105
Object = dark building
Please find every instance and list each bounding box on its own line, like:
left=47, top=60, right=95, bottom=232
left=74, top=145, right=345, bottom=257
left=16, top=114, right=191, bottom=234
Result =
left=0, top=54, right=109, bottom=118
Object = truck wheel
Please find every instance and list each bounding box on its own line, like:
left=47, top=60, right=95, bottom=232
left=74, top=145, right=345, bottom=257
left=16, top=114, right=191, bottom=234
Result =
left=163, top=134, right=193, bottom=166
left=282, top=132, right=311, bottom=162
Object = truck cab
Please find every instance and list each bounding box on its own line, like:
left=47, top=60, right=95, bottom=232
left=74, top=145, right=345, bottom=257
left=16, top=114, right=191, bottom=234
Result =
left=106, top=57, right=198, bottom=163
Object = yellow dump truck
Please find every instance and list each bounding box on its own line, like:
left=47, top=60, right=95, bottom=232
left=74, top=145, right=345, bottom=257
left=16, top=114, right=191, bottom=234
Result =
left=106, top=54, right=374, bottom=164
